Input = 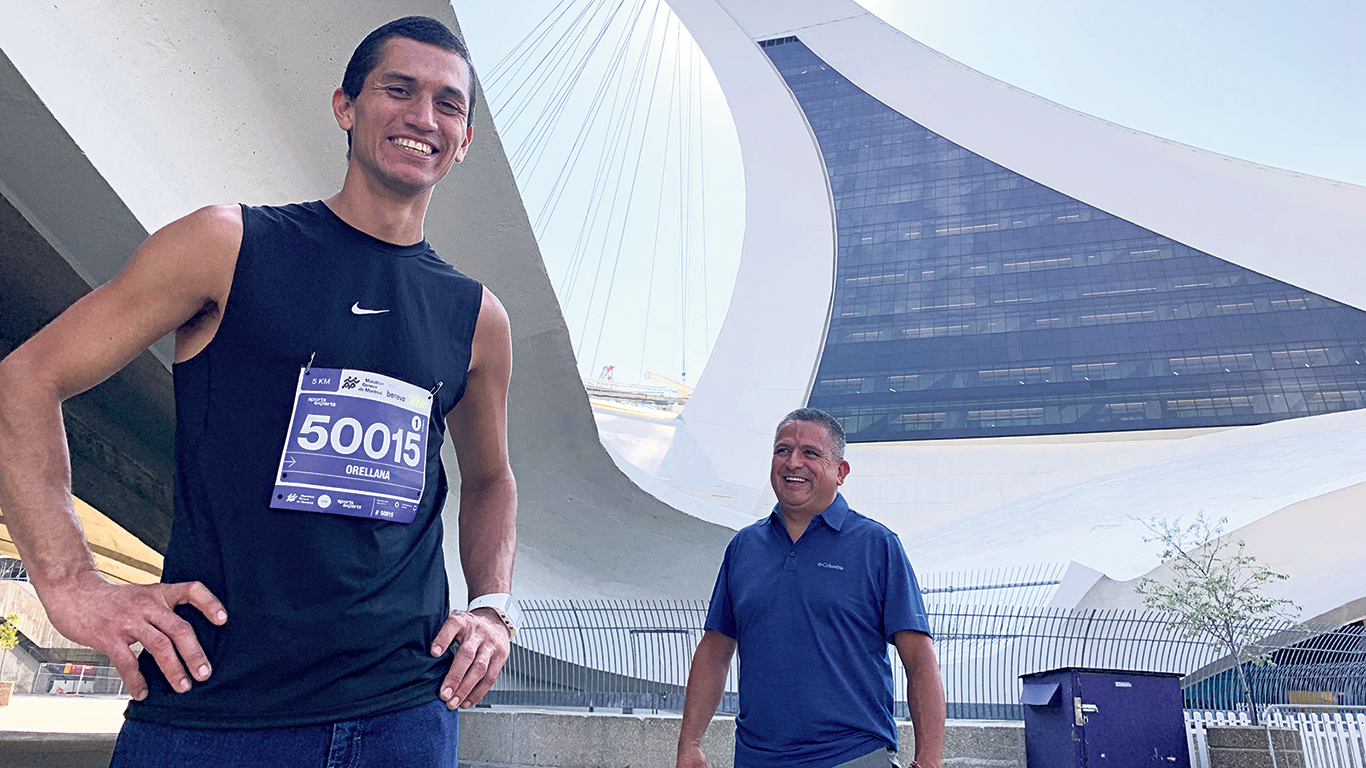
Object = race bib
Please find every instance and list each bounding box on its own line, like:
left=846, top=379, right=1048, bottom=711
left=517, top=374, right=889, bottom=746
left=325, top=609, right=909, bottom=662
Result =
left=270, top=367, right=432, bottom=523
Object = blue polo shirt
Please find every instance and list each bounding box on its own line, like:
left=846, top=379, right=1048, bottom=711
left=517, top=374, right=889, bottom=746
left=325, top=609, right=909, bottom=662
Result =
left=704, top=493, right=931, bottom=768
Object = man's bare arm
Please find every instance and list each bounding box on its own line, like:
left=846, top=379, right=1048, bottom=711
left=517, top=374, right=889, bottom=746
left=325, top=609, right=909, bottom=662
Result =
left=676, top=630, right=736, bottom=768
left=895, top=630, right=946, bottom=768
left=430, top=287, right=517, bottom=710
left=0, top=205, right=240, bottom=700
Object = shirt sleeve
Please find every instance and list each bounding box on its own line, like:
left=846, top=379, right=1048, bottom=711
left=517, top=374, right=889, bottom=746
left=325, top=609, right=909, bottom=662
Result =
left=882, top=533, right=932, bottom=643
left=703, top=538, right=738, bottom=639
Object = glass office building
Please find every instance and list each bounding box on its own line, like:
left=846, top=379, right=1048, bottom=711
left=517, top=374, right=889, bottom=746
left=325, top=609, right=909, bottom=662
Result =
left=762, top=37, right=1366, bottom=442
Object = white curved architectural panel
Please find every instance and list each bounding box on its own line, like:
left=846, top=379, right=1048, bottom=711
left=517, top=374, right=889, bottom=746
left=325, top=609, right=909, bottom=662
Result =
left=898, top=408, right=1366, bottom=580
left=657, top=0, right=1366, bottom=517
left=635, top=0, right=1366, bottom=620
left=1079, top=478, right=1366, bottom=627
left=13, top=0, right=1361, bottom=622
left=682, top=1, right=1366, bottom=309
left=659, top=0, right=838, bottom=515
left=0, top=0, right=736, bottom=600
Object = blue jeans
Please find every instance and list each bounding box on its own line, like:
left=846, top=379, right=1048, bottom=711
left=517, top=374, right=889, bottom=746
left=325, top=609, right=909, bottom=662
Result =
left=109, top=699, right=459, bottom=768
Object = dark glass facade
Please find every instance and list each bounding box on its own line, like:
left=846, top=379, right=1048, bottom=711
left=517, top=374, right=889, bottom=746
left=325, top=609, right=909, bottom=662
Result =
left=762, top=38, right=1366, bottom=441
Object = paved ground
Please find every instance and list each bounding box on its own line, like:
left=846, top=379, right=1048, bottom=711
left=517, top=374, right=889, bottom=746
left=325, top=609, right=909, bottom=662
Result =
left=0, top=695, right=124, bottom=735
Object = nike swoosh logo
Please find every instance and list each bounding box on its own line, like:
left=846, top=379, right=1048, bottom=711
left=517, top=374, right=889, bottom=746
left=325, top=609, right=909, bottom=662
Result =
left=351, top=303, right=390, bottom=316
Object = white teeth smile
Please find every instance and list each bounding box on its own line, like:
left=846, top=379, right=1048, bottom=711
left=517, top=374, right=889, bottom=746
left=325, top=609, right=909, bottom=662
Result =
left=392, top=137, right=434, bottom=155
left=784, top=477, right=808, bottom=483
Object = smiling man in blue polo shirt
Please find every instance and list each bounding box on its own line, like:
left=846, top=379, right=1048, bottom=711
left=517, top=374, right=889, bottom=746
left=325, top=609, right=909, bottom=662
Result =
left=675, top=408, right=945, bottom=768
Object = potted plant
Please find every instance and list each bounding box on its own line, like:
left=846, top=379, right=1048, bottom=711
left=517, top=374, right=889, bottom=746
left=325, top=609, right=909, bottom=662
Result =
left=0, top=613, right=20, bottom=706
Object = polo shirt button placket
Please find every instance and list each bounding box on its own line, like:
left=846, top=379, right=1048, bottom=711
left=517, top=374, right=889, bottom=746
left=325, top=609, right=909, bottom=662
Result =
left=785, top=549, right=797, bottom=572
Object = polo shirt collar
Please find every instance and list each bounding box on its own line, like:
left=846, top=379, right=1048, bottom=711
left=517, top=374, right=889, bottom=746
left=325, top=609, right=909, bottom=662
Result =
left=765, top=493, right=851, bottom=532
left=820, top=493, right=851, bottom=531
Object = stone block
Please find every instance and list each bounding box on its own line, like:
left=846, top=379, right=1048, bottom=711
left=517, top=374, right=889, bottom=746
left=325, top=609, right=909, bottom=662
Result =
left=1205, top=726, right=1304, bottom=768
left=895, top=720, right=1026, bottom=767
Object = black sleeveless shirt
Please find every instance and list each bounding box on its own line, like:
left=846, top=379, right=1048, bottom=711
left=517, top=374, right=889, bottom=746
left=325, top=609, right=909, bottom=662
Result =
left=126, top=201, right=484, bottom=728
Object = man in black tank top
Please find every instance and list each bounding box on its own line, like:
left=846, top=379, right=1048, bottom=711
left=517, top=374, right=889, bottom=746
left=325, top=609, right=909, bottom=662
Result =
left=0, top=17, right=517, bottom=765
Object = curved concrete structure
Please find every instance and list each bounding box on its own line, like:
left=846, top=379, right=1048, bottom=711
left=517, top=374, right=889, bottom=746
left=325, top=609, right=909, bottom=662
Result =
left=612, top=0, right=1366, bottom=617
left=641, top=0, right=839, bottom=517
left=1078, top=478, right=1366, bottom=628
left=653, top=0, right=1366, bottom=514
left=0, top=0, right=732, bottom=600
left=6, top=0, right=1362, bottom=622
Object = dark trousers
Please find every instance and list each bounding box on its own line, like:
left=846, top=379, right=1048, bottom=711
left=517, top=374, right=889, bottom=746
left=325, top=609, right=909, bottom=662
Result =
left=110, top=699, right=458, bottom=768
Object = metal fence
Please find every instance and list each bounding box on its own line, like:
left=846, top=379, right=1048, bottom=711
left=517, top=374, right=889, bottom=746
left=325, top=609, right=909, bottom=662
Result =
left=919, top=563, right=1066, bottom=609
left=32, top=662, right=127, bottom=696
left=491, top=601, right=716, bottom=712
left=487, top=600, right=1366, bottom=719
left=0, top=558, right=28, bottom=582
left=22, top=599, right=1363, bottom=723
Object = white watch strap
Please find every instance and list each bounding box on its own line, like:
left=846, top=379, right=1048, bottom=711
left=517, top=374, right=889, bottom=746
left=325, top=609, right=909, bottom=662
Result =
left=467, top=593, right=519, bottom=638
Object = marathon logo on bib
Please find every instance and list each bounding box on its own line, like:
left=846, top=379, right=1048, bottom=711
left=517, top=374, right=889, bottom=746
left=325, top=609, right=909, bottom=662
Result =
left=270, top=367, right=431, bottom=523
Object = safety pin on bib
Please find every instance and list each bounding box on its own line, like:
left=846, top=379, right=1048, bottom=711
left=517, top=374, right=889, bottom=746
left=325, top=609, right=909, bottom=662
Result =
left=304, top=351, right=317, bottom=375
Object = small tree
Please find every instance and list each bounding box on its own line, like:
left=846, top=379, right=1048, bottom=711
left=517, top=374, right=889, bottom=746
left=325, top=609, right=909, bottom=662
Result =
left=0, top=614, right=20, bottom=683
left=1134, top=513, right=1299, bottom=725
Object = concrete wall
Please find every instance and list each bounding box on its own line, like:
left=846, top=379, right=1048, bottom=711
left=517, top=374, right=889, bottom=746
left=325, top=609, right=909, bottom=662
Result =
left=0, top=712, right=1310, bottom=768
left=458, top=709, right=1025, bottom=768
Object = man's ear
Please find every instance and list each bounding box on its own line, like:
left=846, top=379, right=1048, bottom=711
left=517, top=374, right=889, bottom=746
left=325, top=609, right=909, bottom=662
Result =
left=836, top=459, right=850, bottom=485
left=451, top=123, right=475, bottom=164
left=332, top=87, right=355, bottom=132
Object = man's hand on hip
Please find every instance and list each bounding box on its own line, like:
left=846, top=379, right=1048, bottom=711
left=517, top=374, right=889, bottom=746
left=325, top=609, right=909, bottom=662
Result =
left=431, top=607, right=511, bottom=709
left=41, top=571, right=227, bottom=701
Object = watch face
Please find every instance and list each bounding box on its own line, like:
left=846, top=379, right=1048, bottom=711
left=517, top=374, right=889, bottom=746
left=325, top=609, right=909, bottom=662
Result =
left=505, top=597, right=524, bottom=629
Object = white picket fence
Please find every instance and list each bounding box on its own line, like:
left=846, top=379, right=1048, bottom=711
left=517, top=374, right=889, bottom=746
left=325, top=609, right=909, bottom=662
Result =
left=1187, top=710, right=1249, bottom=768
left=1186, top=708, right=1366, bottom=768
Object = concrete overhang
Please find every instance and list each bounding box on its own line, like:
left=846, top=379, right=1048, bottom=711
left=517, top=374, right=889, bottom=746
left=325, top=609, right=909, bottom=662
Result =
left=1, top=1, right=734, bottom=600
left=1, top=50, right=173, bottom=549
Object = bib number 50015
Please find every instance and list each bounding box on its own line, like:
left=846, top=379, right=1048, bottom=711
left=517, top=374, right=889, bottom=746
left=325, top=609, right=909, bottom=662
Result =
left=271, top=366, right=431, bottom=524
left=296, top=414, right=423, bottom=467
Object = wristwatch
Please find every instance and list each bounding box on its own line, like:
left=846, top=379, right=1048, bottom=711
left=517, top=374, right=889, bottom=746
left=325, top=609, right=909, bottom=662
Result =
left=467, top=593, right=521, bottom=639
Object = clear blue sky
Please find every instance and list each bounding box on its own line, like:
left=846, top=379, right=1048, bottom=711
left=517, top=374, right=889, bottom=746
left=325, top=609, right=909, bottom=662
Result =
left=858, top=0, right=1365, bottom=185
left=455, top=0, right=1365, bottom=385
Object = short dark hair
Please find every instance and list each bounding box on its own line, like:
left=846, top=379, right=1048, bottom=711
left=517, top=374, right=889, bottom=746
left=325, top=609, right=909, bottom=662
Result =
left=775, top=408, right=846, bottom=461
left=340, top=16, right=477, bottom=150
